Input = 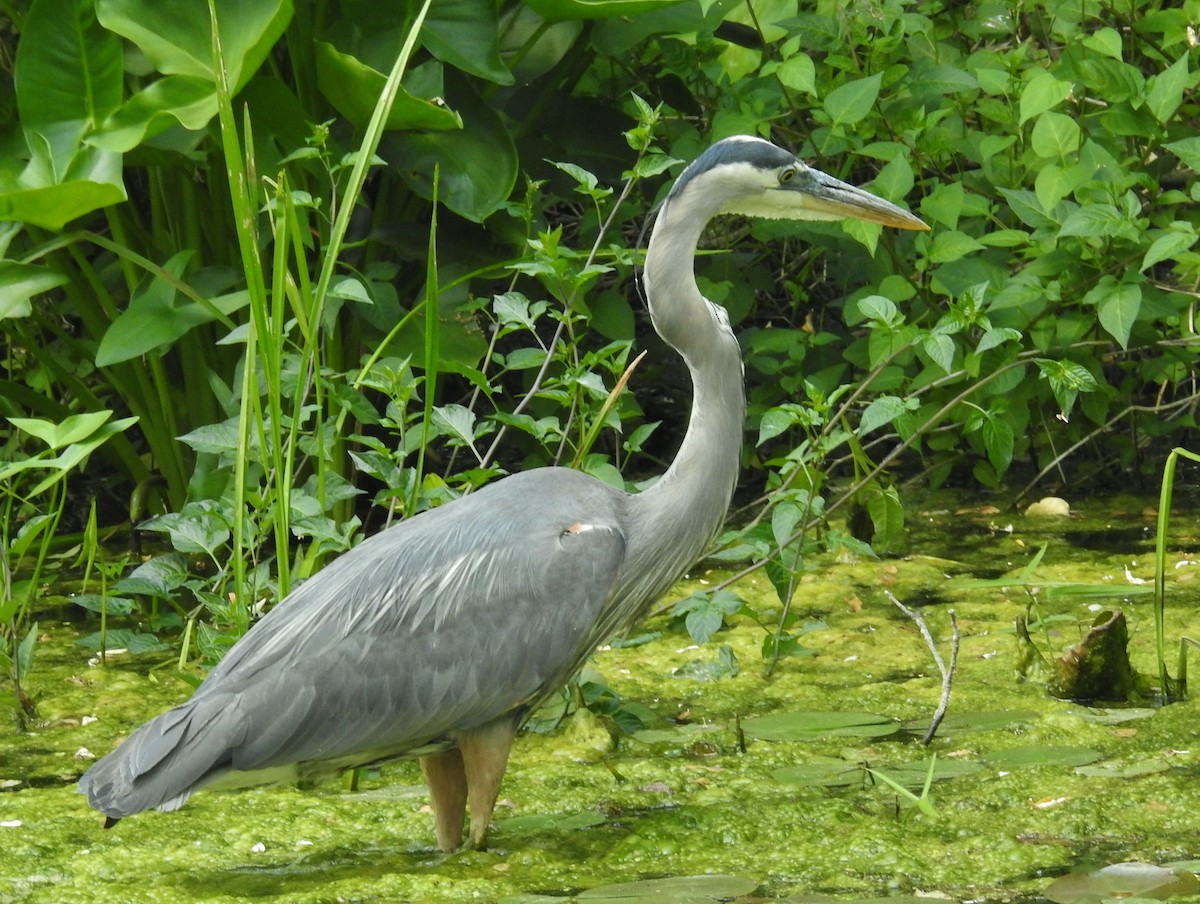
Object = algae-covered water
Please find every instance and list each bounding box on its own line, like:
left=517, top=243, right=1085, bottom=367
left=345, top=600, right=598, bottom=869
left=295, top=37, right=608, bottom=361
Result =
left=3, top=491, right=1200, bottom=903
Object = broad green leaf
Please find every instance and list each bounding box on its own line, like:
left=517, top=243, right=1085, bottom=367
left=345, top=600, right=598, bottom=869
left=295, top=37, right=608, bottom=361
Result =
left=777, top=53, right=816, bottom=95
left=974, top=67, right=1011, bottom=95
left=771, top=500, right=804, bottom=550
left=856, top=294, right=899, bottom=325
left=1083, top=276, right=1142, bottom=349
left=422, top=0, right=513, bottom=85
left=909, top=63, right=979, bottom=96
left=0, top=261, right=69, bottom=319
left=923, top=333, right=955, bottom=373
left=982, top=415, right=1014, bottom=473
left=1058, top=204, right=1133, bottom=240
left=8, top=411, right=113, bottom=449
left=999, top=188, right=1056, bottom=228
left=1165, top=136, right=1200, bottom=171
left=23, top=416, right=139, bottom=494
left=865, top=484, right=904, bottom=550
left=1145, top=55, right=1189, bottom=124
left=758, top=406, right=800, bottom=445
left=976, top=327, right=1022, bottom=353
left=387, top=73, right=517, bottom=222
left=907, top=710, right=1038, bottom=733
left=91, top=75, right=217, bottom=151
left=743, top=710, right=899, bottom=741
left=96, top=0, right=292, bottom=88
left=858, top=395, right=910, bottom=436
left=824, top=73, right=882, bottom=127
left=315, top=45, right=463, bottom=131
left=919, top=181, right=965, bottom=229
left=15, top=0, right=123, bottom=156
left=870, top=155, right=913, bottom=204
left=1019, top=71, right=1072, bottom=124
left=986, top=745, right=1103, bottom=769
left=1030, top=111, right=1080, bottom=159
left=927, top=230, right=984, bottom=264
left=523, top=0, right=689, bottom=21
left=1082, top=27, right=1123, bottom=60
left=97, top=255, right=249, bottom=366
left=432, top=404, right=480, bottom=446
left=1141, top=225, right=1197, bottom=271
left=0, top=178, right=127, bottom=230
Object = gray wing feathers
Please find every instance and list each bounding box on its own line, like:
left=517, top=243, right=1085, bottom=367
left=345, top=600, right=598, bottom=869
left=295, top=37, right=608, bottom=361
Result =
left=79, top=469, right=628, bottom=819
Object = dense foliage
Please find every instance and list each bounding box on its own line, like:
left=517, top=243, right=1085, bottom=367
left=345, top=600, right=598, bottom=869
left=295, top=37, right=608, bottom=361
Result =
left=1, top=0, right=1198, bottom=712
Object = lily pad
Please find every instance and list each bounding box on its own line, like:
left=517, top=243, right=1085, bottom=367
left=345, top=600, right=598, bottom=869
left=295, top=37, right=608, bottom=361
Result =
left=774, top=755, right=983, bottom=789
left=986, top=745, right=1103, bottom=770
left=906, top=710, right=1039, bottom=733
left=1072, top=706, right=1158, bottom=724
left=1075, top=757, right=1173, bottom=779
left=742, top=711, right=899, bottom=741
left=1044, top=862, right=1200, bottom=903
left=577, top=874, right=759, bottom=902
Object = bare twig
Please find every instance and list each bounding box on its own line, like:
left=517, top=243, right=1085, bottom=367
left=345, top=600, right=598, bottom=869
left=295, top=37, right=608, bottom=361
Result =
left=885, top=590, right=959, bottom=744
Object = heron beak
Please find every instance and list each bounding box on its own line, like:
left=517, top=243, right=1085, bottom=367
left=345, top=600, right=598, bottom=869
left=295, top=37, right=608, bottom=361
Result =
left=795, top=167, right=929, bottom=231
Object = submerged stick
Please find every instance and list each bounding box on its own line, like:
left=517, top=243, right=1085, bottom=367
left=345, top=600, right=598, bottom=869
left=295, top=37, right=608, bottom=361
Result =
left=886, top=591, right=960, bottom=744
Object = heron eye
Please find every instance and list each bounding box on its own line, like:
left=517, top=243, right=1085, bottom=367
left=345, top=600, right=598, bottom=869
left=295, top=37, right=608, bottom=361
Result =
left=779, top=168, right=797, bottom=184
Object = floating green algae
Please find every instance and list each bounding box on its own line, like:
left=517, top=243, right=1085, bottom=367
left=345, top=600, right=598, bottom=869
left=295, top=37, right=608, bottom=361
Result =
left=3, top=491, right=1200, bottom=903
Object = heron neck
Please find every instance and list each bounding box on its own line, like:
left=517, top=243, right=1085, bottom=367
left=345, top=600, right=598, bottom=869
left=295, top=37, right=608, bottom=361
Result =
left=634, top=197, right=745, bottom=560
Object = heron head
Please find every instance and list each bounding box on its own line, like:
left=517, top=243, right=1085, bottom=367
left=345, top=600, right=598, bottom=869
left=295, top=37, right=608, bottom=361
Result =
left=668, top=135, right=929, bottom=231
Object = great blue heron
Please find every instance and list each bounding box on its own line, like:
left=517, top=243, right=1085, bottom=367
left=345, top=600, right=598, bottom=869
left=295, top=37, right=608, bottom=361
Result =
left=79, top=135, right=928, bottom=851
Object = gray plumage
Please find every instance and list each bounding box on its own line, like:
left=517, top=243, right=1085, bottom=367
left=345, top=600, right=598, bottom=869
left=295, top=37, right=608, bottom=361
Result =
left=79, top=135, right=927, bottom=846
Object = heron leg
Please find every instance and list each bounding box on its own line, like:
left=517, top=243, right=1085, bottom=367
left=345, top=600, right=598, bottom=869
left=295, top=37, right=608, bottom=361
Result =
left=419, top=750, right=468, bottom=852
left=458, top=716, right=518, bottom=850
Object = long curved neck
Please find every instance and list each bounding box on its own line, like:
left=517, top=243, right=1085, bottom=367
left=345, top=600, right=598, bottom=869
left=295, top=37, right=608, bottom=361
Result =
left=627, top=193, right=745, bottom=573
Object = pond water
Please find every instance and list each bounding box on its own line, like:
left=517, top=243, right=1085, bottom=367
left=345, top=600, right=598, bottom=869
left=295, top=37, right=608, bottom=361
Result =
left=3, top=490, right=1200, bottom=903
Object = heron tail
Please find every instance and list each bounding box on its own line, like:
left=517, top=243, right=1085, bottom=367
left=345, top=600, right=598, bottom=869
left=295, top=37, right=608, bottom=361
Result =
left=78, top=694, right=243, bottom=820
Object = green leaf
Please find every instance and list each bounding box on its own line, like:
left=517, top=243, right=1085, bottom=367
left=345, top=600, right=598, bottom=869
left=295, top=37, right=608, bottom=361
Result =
left=982, top=416, right=1013, bottom=474
left=858, top=395, right=909, bottom=436
left=923, top=333, right=955, bottom=373
left=1141, top=224, right=1198, bottom=271
left=91, top=75, right=218, bottom=151
left=865, top=485, right=904, bottom=550
left=422, top=0, right=514, bottom=86
left=522, top=0, right=691, bottom=21
left=985, top=745, right=1103, bottom=770
left=1019, top=71, right=1072, bottom=125
left=15, top=0, right=124, bottom=154
left=1058, top=204, right=1133, bottom=240
left=999, top=188, right=1056, bottom=228
left=0, top=261, right=69, bottom=319
left=97, top=257, right=249, bottom=366
left=96, top=0, right=292, bottom=88
left=927, top=230, right=984, bottom=264
left=1030, top=111, right=1080, bottom=159
left=1083, top=276, right=1142, bottom=349
left=8, top=411, right=113, bottom=449
left=1082, top=26, right=1123, bottom=59
left=1145, top=55, right=1189, bottom=124
left=387, top=71, right=517, bottom=222
left=1165, top=136, right=1200, bottom=170
left=977, top=327, right=1022, bottom=353
left=432, top=404, right=481, bottom=447
left=315, top=45, right=463, bottom=131
left=16, top=623, right=38, bottom=681
left=743, top=710, right=899, bottom=741
left=824, top=73, right=882, bottom=127
left=777, top=53, right=816, bottom=95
